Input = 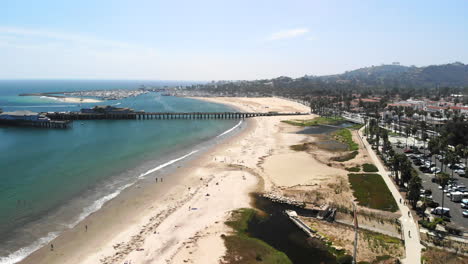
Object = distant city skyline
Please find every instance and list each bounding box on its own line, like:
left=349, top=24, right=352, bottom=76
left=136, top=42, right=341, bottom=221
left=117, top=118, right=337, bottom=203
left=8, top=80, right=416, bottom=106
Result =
left=1, top=0, right=467, bottom=80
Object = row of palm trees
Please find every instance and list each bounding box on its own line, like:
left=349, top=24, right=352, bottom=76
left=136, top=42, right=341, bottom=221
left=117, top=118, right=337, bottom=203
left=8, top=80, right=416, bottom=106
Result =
left=366, top=117, right=422, bottom=207
left=370, top=110, right=468, bottom=211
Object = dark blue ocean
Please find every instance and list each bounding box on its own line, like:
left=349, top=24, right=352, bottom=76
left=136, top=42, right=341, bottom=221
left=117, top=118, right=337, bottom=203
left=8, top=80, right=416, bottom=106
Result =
left=0, top=80, right=239, bottom=263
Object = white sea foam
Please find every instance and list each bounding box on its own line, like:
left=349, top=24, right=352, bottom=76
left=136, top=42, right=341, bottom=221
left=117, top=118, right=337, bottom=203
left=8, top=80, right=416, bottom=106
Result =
left=0, top=232, right=59, bottom=264
left=217, top=120, right=242, bottom=138
left=69, top=182, right=134, bottom=228
left=138, top=150, right=199, bottom=179
left=39, top=96, right=59, bottom=101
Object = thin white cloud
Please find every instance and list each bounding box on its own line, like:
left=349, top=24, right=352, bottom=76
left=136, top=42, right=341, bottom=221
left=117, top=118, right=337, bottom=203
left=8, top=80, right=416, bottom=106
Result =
left=268, top=28, right=309, bottom=41
left=0, top=26, right=151, bottom=51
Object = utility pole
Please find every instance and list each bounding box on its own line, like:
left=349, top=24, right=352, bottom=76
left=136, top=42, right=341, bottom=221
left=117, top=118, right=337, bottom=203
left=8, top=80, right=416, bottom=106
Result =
left=353, top=203, right=358, bottom=264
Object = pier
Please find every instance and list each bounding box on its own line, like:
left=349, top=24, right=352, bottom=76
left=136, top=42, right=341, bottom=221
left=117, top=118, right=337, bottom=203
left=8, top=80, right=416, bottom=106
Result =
left=44, top=111, right=308, bottom=120
left=0, top=119, right=71, bottom=129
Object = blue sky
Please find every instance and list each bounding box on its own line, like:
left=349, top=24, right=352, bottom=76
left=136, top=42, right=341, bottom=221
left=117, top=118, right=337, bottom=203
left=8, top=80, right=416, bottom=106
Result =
left=1, top=0, right=467, bottom=80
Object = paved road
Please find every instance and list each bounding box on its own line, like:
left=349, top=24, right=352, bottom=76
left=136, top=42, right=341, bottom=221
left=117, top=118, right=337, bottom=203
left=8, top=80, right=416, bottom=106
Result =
left=358, top=128, right=422, bottom=264
left=392, top=146, right=468, bottom=229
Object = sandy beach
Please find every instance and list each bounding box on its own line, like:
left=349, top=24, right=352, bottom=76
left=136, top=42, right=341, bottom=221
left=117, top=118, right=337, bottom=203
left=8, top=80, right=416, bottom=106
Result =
left=20, top=97, right=326, bottom=264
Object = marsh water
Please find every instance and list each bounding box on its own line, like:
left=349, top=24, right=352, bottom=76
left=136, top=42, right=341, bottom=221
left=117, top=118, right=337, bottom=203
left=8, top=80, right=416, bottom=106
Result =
left=297, top=122, right=353, bottom=135
left=297, top=122, right=354, bottom=152
left=249, top=195, right=337, bottom=264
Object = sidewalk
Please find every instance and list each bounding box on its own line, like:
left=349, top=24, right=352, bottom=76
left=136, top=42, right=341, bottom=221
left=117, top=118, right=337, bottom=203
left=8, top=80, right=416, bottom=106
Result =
left=357, top=127, right=422, bottom=264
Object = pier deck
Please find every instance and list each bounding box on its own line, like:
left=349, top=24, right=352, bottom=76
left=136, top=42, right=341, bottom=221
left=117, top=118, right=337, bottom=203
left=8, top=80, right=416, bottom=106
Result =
left=45, top=111, right=308, bottom=120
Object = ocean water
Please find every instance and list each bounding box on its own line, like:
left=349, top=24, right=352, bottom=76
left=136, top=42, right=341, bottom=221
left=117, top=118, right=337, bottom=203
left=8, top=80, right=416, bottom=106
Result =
left=0, top=80, right=238, bottom=263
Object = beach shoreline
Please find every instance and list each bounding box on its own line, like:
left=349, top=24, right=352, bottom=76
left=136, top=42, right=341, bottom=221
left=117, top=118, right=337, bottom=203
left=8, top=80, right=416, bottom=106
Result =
left=18, top=97, right=313, bottom=264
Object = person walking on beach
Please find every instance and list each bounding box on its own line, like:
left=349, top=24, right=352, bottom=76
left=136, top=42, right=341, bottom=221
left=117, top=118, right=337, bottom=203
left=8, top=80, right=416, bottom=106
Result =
left=408, top=230, right=411, bottom=238
left=85, top=225, right=88, bottom=232
left=50, top=244, right=54, bottom=251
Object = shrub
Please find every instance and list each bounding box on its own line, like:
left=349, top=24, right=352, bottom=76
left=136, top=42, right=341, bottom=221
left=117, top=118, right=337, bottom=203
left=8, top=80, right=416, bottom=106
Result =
left=346, top=166, right=361, bottom=172
left=362, top=163, right=378, bottom=172
left=332, top=151, right=359, bottom=162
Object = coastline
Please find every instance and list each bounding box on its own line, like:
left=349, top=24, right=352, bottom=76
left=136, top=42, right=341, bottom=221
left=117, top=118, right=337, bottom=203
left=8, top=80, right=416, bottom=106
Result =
left=18, top=97, right=314, bottom=264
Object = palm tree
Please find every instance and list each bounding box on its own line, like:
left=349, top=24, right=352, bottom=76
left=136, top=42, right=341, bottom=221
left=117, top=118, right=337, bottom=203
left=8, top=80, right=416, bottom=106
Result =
left=404, top=126, right=411, bottom=149
left=437, top=173, right=450, bottom=211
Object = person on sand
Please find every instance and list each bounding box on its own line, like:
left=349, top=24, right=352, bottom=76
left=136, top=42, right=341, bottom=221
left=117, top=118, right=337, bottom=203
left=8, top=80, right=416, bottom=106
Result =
left=85, top=225, right=88, bottom=232
left=50, top=244, right=54, bottom=251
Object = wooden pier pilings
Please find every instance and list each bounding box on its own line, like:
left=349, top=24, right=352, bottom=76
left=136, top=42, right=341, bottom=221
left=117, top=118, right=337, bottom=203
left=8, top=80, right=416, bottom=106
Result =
left=0, top=120, right=71, bottom=129
left=45, top=112, right=307, bottom=121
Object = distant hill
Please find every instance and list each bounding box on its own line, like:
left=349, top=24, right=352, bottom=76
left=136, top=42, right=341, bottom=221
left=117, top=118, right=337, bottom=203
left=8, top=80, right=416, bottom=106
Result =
left=318, top=62, right=468, bottom=88
left=187, top=62, right=468, bottom=100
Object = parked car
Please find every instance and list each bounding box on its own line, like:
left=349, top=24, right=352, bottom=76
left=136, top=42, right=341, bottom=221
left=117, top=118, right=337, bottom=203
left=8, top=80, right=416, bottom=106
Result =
left=420, top=166, right=430, bottom=173
left=420, top=189, right=432, bottom=195
left=431, top=207, right=450, bottom=216
left=463, top=210, right=468, bottom=218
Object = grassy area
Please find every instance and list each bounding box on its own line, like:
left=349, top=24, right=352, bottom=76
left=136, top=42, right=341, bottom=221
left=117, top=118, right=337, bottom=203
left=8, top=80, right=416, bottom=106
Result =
left=333, top=128, right=359, bottom=151
left=332, top=151, right=359, bottom=162
left=345, top=166, right=361, bottom=172
left=223, top=208, right=292, bottom=264
left=362, top=163, right=379, bottom=172
left=282, top=116, right=345, bottom=127
left=348, top=174, right=398, bottom=212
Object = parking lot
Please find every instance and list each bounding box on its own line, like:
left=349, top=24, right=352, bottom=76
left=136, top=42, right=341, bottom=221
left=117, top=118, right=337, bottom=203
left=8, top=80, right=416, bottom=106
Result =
left=391, top=140, right=468, bottom=229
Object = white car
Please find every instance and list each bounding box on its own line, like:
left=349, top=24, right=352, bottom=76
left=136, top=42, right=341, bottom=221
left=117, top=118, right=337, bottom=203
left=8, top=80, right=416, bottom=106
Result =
left=431, top=207, right=450, bottom=216
left=463, top=210, right=468, bottom=218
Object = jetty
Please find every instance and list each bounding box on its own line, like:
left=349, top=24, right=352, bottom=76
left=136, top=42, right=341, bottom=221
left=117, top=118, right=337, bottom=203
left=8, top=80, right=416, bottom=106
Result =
left=285, top=210, right=317, bottom=237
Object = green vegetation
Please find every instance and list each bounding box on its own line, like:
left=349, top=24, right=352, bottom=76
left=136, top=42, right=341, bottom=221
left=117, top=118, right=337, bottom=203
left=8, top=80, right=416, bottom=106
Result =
left=348, top=173, right=398, bottom=212
left=282, top=116, right=344, bottom=127
left=333, top=128, right=359, bottom=151
left=332, top=151, right=359, bottom=162
left=345, top=166, right=361, bottom=172
left=290, top=143, right=310, bottom=151
left=418, top=217, right=445, bottom=231
left=362, top=163, right=378, bottom=172
left=223, top=208, right=292, bottom=264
